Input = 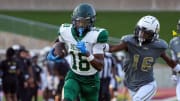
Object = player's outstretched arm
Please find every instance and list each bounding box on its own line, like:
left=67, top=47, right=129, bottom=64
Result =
left=104, top=42, right=128, bottom=53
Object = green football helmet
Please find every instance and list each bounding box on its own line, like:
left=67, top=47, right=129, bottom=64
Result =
left=72, top=3, right=96, bottom=36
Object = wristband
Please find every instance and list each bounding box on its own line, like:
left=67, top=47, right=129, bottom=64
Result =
left=87, top=54, right=94, bottom=62
left=174, top=64, right=180, bottom=72
left=104, top=44, right=110, bottom=52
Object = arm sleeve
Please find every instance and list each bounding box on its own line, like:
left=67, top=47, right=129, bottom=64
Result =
left=58, top=36, right=65, bottom=42
left=97, top=29, right=109, bottom=43
left=58, top=25, right=65, bottom=42
left=92, top=43, right=106, bottom=54
left=92, top=29, right=109, bottom=54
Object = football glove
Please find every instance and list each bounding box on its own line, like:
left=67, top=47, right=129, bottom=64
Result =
left=47, top=48, right=62, bottom=62
left=76, top=41, right=87, bottom=54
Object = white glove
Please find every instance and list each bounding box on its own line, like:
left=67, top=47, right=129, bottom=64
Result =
left=171, top=75, right=178, bottom=85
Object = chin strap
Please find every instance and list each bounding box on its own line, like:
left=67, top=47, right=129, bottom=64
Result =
left=138, top=39, right=143, bottom=46
left=138, top=30, right=144, bottom=46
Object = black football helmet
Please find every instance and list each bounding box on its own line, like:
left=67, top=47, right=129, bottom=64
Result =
left=72, top=3, right=96, bottom=37
left=6, top=47, right=15, bottom=58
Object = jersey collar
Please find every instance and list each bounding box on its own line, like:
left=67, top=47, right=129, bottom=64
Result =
left=71, top=28, right=87, bottom=41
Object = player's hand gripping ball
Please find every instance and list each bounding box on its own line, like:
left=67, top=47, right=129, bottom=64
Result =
left=53, top=42, right=68, bottom=58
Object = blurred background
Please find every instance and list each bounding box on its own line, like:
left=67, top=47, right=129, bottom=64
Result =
left=0, top=0, right=180, bottom=101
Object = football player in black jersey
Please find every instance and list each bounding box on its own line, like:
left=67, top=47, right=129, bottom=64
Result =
left=0, top=47, right=19, bottom=101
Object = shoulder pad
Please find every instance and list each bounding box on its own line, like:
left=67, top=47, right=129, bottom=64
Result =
left=97, top=29, right=109, bottom=43
left=155, top=39, right=168, bottom=49
left=169, top=37, right=176, bottom=48
left=169, top=37, right=180, bottom=49
left=121, top=35, right=134, bottom=43
left=59, top=23, right=72, bottom=35
left=170, top=37, right=179, bottom=45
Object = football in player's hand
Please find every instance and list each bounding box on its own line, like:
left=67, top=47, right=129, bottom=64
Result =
left=53, top=42, right=68, bottom=58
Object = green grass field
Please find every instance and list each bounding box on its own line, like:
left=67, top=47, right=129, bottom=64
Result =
left=0, top=11, right=180, bottom=42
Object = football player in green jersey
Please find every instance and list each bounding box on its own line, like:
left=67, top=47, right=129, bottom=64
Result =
left=104, top=15, right=180, bottom=101
left=47, top=3, right=109, bottom=101
left=169, top=19, right=180, bottom=101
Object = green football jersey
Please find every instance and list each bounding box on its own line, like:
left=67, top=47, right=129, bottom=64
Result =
left=58, top=23, right=108, bottom=76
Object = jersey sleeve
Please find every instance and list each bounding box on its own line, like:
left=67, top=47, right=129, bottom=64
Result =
left=158, top=39, right=168, bottom=49
left=92, top=43, right=106, bottom=54
left=97, top=29, right=109, bottom=43
left=58, top=24, right=68, bottom=42
left=169, top=37, right=178, bottom=50
left=121, top=35, right=133, bottom=43
left=93, top=29, right=108, bottom=54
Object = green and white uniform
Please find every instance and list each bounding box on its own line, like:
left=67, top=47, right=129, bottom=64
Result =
left=58, top=23, right=108, bottom=101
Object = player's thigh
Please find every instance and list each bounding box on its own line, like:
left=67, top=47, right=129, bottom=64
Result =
left=80, top=81, right=100, bottom=101
left=2, top=78, right=17, bottom=94
left=62, top=79, right=80, bottom=100
left=130, top=81, right=157, bottom=101
left=10, top=81, right=18, bottom=94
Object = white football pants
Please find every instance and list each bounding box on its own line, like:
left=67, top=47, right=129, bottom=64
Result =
left=128, top=81, right=157, bottom=101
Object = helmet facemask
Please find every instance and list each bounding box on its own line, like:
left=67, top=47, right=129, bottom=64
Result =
left=135, top=26, right=156, bottom=46
left=72, top=16, right=95, bottom=37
